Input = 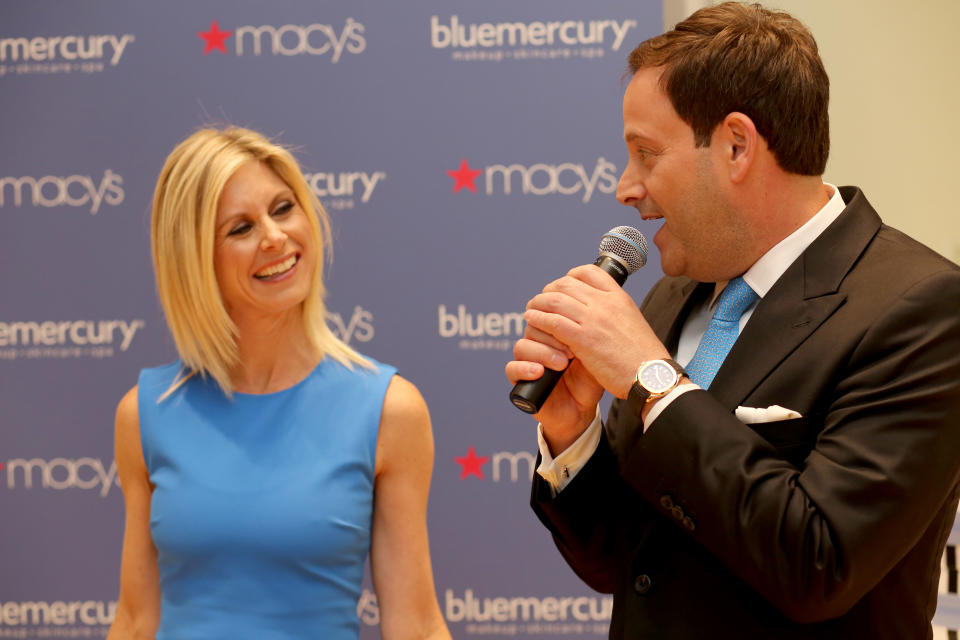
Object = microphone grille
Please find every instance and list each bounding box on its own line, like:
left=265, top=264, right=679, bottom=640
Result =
left=599, top=226, right=648, bottom=274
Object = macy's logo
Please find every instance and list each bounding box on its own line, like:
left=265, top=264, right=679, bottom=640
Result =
left=197, top=18, right=365, bottom=61
left=330, top=306, right=373, bottom=345
left=357, top=589, right=379, bottom=626
left=454, top=446, right=535, bottom=482
left=1, top=457, right=119, bottom=498
left=0, top=170, right=124, bottom=214
left=446, top=157, right=618, bottom=203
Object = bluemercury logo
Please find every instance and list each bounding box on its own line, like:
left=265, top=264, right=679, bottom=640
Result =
left=0, top=320, right=143, bottom=350
left=0, top=170, right=124, bottom=214
left=1, top=457, right=119, bottom=498
left=430, top=16, right=637, bottom=62
left=438, top=304, right=523, bottom=352
left=454, top=446, right=535, bottom=482
left=197, top=18, right=366, bottom=62
left=330, top=306, right=374, bottom=345
left=0, top=599, right=116, bottom=626
left=445, top=589, right=613, bottom=622
left=304, top=170, right=385, bottom=211
left=446, top=157, right=618, bottom=203
left=0, top=34, right=135, bottom=65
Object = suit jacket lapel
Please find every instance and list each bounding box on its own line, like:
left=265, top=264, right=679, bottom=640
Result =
left=707, top=187, right=883, bottom=410
left=642, top=277, right=710, bottom=353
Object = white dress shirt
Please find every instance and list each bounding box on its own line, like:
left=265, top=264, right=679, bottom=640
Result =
left=537, top=183, right=847, bottom=493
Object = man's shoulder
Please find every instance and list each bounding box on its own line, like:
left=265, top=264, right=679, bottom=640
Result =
left=837, top=185, right=955, bottom=270
left=872, top=223, right=959, bottom=273
left=817, top=186, right=959, bottom=294
left=839, top=224, right=960, bottom=318
left=842, top=208, right=959, bottom=290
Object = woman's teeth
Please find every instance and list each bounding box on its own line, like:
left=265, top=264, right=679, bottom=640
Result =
left=255, top=255, right=297, bottom=278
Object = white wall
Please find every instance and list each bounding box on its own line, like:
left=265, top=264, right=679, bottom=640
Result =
left=663, top=0, right=960, bottom=263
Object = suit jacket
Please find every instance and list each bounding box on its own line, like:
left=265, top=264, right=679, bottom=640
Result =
left=532, top=187, right=960, bottom=639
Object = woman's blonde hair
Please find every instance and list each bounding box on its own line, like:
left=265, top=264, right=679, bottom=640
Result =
left=152, top=126, right=371, bottom=397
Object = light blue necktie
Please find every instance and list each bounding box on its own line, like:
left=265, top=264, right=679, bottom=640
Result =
left=684, top=276, right=759, bottom=389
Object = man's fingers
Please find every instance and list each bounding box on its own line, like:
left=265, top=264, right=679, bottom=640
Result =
left=512, top=337, right=571, bottom=372
left=522, top=323, right=574, bottom=358
left=566, top=264, right=622, bottom=290
left=524, top=308, right=584, bottom=348
left=504, top=360, right=545, bottom=385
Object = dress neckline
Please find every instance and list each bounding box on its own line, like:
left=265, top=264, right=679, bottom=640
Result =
left=229, top=357, right=327, bottom=399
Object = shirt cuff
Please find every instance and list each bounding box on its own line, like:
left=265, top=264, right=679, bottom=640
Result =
left=536, top=406, right=603, bottom=495
left=642, top=383, right=699, bottom=431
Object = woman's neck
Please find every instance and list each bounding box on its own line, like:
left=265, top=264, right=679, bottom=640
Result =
left=228, top=309, right=321, bottom=394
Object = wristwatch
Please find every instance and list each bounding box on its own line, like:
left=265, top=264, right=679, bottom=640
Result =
left=629, top=359, right=686, bottom=405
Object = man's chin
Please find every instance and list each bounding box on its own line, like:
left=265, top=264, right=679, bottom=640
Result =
left=658, top=256, right=686, bottom=278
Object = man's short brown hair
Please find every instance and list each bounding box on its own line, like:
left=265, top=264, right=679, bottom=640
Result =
left=628, top=2, right=829, bottom=175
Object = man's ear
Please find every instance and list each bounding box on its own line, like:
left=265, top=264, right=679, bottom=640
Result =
left=715, top=112, right=758, bottom=183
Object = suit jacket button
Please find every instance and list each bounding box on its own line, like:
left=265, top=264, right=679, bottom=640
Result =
left=670, top=505, right=684, bottom=520
left=634, top=574, right=652, bottom=595
left=682, top=516, right=696, bottom=531
left=660, top=495, right=674, bottom=510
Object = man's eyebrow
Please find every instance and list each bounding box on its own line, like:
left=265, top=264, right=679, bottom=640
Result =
left=625, top=131, right=652, bottom=144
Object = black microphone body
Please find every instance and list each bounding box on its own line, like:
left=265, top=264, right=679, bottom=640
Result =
left=510, top=227, right=647, bottom=414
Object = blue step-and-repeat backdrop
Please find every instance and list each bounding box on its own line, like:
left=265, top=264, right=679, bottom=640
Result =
left=1, top=1, right=957, bottom=638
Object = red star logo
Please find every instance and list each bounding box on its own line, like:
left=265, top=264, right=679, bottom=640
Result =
left=454, top=446, right=489, bottom=479
left=446, top=158, right=482, bottom=193
left=198, top=20, right=232, bottom=55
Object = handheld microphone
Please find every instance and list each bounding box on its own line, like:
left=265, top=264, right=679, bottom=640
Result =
left=509, top=226, right=648, bottom=414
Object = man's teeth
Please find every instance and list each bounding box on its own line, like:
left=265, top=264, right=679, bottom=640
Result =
left=256, top=255, right=297, bottom=278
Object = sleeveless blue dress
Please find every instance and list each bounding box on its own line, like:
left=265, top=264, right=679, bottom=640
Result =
left=137, top=357, right=396, bottom=639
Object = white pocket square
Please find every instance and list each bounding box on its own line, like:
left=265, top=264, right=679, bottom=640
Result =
left=735, top=405, right=802, bottom=424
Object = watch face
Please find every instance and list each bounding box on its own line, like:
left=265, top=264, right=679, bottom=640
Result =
left=639, top=361, right=678, bottom=394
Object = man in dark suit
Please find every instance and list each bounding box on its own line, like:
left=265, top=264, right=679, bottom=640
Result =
left=505, top=3, right=960, bottom=638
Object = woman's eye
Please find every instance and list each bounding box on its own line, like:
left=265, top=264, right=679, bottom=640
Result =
left=272, top=202, right=294, bottom=217
left=227, top=222, right=252, bottom=236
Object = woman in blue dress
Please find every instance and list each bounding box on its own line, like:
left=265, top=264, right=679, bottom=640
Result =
left=107, top=127, right=451, bottom=639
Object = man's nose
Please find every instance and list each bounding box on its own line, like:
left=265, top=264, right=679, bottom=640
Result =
left=616, top=168, right=646, bottom=206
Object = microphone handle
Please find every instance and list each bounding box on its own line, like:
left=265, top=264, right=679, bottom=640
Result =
left=509, top=256, right=629, bottom=414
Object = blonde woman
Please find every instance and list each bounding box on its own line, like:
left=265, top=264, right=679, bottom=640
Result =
left=107, top=127, right=450, bottom=639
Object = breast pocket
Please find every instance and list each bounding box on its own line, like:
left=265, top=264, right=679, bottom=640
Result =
left=747, top=414, right=822, bottom=468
